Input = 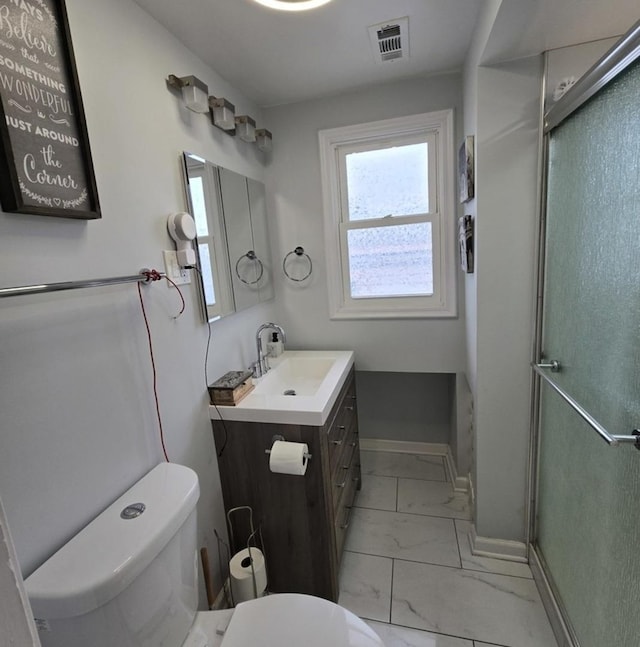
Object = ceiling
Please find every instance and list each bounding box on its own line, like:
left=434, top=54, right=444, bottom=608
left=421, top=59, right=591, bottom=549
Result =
left=133, top=0, right=482, bottom=107
left=133, top=0, right=639, bottom=108
left=483, top=0, right=639, bottom=65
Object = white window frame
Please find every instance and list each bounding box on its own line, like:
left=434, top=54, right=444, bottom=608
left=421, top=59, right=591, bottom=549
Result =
left=319, top=111, right=457, bottom=319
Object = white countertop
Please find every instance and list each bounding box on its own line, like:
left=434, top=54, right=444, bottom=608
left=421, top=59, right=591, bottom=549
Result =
left=209, top=350, right=354, bottom=426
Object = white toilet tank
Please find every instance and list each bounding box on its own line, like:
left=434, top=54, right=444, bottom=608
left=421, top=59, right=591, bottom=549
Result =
left=25, top=463, right=200, bottom=647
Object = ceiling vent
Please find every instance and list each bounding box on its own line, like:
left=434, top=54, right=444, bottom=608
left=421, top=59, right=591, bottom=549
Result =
left=368, top=17, right=409, bottom=64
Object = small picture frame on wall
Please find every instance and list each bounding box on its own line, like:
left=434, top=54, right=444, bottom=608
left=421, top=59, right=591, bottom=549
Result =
left=458, top=135, right=474, bottom=203
left=0, top=0, right=100, bottom=219
left=459, top=215, right=474, bottom=273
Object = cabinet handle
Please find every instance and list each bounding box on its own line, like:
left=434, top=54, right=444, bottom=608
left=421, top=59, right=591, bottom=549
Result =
left=337, top=425, right=346, bottom=430
left=350, top=442, right=357, bottom=447
left=331, top=439, right=343, bottom=446
left=336, top=465, right=350, bottom=487
left=345, top=406, right=354, bottom=411
left=340, top=505, right=354, bottom=530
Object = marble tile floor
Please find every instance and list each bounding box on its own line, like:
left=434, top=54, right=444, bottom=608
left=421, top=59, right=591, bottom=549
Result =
left=338, top=450, right=557, bottom=647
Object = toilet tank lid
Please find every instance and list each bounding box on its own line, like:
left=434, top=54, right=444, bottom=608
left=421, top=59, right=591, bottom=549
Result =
left=25, top=463, right=200, bottom=620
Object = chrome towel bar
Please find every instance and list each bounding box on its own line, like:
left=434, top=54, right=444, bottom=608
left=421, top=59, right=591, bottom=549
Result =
left=0, top=269, right=165, bottom=299
left=532, top=362, right=640, bottom=450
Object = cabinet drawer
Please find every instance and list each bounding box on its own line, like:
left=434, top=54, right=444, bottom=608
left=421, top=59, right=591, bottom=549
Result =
left=328, top=419, right=348, bottom=470
left=334, top=461, right=360, bottom=560
left=327, top=395, right=357, bottom=471
left=331, top=426, right=359, bottom=510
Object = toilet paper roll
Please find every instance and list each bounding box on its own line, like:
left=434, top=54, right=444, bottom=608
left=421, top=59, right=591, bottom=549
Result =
left=268, top=440, right=309, bottom=476
left=229, top=547, right=267, bottom=604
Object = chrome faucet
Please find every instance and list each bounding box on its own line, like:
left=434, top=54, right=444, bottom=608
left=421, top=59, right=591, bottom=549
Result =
left=254, top=322, right=286, bottom=377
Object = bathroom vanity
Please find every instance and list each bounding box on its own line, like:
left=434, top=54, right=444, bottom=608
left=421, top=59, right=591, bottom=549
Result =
left=210, top=351, right=361, bottom=602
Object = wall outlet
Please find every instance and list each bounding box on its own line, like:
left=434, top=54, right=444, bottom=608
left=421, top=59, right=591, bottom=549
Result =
left=163, top=250, right=191, bottom=285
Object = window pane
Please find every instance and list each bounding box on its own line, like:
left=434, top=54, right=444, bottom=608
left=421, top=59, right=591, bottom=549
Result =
left=198, top=243, right=216, bottom=305
left=345, top=143, right=429, bottom=221
left=347, top=223, right=433, bottom=298
left=188, top=177, right=209, bottom=237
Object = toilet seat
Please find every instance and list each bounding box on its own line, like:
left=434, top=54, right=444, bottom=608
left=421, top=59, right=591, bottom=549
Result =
left=183, top=594, right=384, bottom=647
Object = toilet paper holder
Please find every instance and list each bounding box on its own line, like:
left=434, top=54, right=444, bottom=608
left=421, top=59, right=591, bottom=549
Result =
left=225, top=505, right=268, bottom=606
left=265, top=434, right=312, bottom=460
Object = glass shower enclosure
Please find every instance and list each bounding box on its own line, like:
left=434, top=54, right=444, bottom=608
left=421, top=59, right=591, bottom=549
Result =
left=531, top=22, right=640, bottom=647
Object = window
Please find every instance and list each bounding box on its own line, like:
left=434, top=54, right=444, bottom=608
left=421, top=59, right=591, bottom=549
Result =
left=319, top=111, right=456, bottom=319
left=188, top=174, right=217, bottom=308
left=184, top=158, right=233, bottom=321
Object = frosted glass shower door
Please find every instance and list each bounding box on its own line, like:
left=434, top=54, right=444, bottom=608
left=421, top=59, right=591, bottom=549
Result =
left=535, top=58, right=640, bottom=646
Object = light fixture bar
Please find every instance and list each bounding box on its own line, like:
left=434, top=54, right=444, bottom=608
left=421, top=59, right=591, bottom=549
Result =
left=209, top=96, right=236, bottom=132
left=235, top=115, right=257, bottom=142
left=255, top=129, right=273, bottom=152
left=166, top=74, right=209, bottom=113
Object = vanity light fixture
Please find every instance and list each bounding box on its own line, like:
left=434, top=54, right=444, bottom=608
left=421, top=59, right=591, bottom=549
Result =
left=255, top=129, right=273, bottom=152
left=166, top=74, right=210, bottom=113
left=209, top=96, right=236, bottom=131
left=253, top=0, right=333, bottom=11
left=235, top=115, right=256, bottom=143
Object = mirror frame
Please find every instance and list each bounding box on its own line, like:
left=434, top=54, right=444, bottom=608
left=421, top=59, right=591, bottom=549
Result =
left=181, top=152, right=274, bottom=322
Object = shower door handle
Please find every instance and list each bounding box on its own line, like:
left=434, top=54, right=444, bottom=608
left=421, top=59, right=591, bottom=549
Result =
left=531, top=362, right=640, bottom=450
left=536, top=359, right=561, bottom=372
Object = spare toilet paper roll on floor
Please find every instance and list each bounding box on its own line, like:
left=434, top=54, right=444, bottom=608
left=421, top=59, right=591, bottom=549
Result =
left=229, top=547, right=267, bottom=603
left=268, top=440, right=309, bottom=476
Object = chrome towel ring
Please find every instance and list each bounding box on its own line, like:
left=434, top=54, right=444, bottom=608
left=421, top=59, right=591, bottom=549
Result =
left=283, top=246, right=312, bottom=282
left=235, top=250, right=264, bottom=285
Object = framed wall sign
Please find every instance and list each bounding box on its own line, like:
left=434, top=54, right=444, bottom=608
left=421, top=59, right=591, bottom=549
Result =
left=458, top=135, right=474, bottom=204
left=458, top=214, right=474, bottom=273
left=0, top=0, right=100, bottom=219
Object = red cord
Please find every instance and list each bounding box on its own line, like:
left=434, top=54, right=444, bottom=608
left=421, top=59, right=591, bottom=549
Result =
left=141, top=269, right=185, bottom=318
left=164, top=276, right=186, bottom=317
left=137, top=281, right=170, bottom=463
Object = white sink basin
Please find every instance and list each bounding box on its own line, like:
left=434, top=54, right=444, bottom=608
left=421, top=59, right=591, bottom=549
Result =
left=209, top=350, right=354, bottom=426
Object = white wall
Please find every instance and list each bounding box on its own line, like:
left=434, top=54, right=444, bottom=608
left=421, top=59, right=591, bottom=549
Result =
left=0, top=0, right=277, bottom=598
left=462, top=6, right=624, bottom=546
left=263, top=74, right=467, bottom=374
left=544, top=37, right=618, bottom=109
left=462, top=29, right=543, bottom=541
left=462, top=1, right=502, bottom=399
left=474, top=56, right=542, bottom=542
left=356, top=372, right=454, bottom=443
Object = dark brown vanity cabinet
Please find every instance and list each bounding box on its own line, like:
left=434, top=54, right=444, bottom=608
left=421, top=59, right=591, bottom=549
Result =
left=212, top=369, right=361, bottom=602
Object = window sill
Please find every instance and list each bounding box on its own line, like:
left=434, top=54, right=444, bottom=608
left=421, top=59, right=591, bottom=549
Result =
left=329, top=304, right=458, bottom=320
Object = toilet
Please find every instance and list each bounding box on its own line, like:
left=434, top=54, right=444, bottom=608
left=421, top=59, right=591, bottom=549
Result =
left=24, top=463, right=384, bottom=647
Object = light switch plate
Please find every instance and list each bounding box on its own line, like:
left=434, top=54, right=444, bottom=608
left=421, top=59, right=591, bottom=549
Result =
left=163, top=250, right=191, bottom=285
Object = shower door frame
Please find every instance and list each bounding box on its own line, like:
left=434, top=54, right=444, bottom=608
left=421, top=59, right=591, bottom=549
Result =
left=527, top=19, right=640, bottom=647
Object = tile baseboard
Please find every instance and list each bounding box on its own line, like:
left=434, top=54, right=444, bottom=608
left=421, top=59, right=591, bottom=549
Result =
left=359, top=438, right=449, bottom=456
left=359, top=439, right=470, bottom=493
left=469, top=523, right=528, bottom=563
left=444, top=447, right=469, bottom=493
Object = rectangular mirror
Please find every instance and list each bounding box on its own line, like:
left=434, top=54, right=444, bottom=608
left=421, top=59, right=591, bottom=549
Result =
left=181, top=153, right=274, bottom=322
